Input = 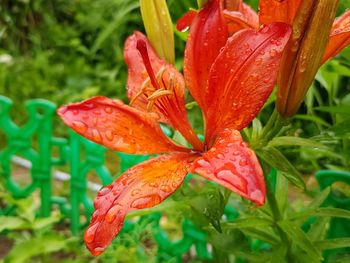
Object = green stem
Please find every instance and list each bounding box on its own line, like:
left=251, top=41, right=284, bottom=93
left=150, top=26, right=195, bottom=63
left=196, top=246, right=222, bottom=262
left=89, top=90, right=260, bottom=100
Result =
left=264, top=174, right=293, bottom=262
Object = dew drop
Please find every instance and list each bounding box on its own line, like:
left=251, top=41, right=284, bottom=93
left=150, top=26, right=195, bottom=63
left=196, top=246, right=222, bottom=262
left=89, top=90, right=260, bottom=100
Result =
left=72, top=121, right=88, bottom=134
left=216, top=153, right=225, bottom=160
left=92, top=129, right=102, bottom=143
left=131, top=189, right=141, bottom=196
left=93, top=110, right=101, bottom=115
left=72, top=110, right=79, bottom=115
left=239, top=158, right=248, bottom=166
left=104, top=107, right=113, bottom=114
left=160, top=185, right=172, bottom=193
left=105, top=204, right=122, bottom=223
left=105, top=130, right=114, bottom=141
left=98, top=186, right=111, bottom=196
left=149, top=182, right=158, bottom=187
left=85, top=223, right=99, bottom=244
left=131, top=194, right=161, bottom=209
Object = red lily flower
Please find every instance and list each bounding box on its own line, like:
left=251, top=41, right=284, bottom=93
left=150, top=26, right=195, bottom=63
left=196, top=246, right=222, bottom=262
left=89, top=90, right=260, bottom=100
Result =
left=57, top=0, right=291, bottom=256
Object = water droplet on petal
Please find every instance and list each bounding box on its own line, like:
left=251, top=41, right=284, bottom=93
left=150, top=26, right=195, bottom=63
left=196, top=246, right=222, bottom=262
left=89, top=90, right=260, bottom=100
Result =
left=85, top=223, right=99, bottom=243
left=104, top=107, right=113, bottom=114
left=131, top=194, right=161, bottom=209
left=105, top=130, right=114, bottom=141
left=131, top=189, right=141, bottom=196
left=105, top=204, right=122, bottom=223
left=72, top=121, right=88, bottom=134
left=239, top=158, right=247, bottom=166
left=92, top=129, right=102, bottom=143
left=98, top=187, right=111, bottom=196
left=160, top=185, right=172, bottom=193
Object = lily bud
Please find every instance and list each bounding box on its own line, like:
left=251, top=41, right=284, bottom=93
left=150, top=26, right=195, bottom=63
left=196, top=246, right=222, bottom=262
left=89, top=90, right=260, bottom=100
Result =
left=277, top=0, right=339, bottom=117
left=140, top=0, right=175, bottom=64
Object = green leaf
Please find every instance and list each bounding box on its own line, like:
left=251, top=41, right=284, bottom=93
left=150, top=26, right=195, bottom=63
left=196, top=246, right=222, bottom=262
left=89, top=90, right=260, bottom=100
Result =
left=223, top=217, right=273, bottom=230
left=315, top=238, right=350, bottom=250
left=294, top=114, right=330, bottom=127
left=308, top=187, right=331, bottom=209
left=308, top=217, right=331, bottom=242
left=275, top=173, right=289, bottom=214
left=0, top=217, right=26, bottom=232
left=241, top=228, right=279, bottom=245
left=289, top=207, right=350, bottom=221
left=5, top=234, right=70, bottom=263
left=258, top=147, right=306, bottom=190
left=329, top=117, right=350, bottom=136
left=268, top=136, right=329, bottom=149
left=315, top=105, right=350, bottom=116
left=278, top=221, right=323, bottom=261
left=271, top=244, right=287, bottom=263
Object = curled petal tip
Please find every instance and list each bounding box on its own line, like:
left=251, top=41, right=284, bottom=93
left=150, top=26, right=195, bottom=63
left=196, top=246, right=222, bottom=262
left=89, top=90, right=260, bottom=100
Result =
left=57, top=105, right=68, bottom=116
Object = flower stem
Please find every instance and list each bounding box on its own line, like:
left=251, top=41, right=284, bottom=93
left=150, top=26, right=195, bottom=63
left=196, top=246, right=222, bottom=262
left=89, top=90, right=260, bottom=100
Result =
left=264, top=174, right=293, bottom=262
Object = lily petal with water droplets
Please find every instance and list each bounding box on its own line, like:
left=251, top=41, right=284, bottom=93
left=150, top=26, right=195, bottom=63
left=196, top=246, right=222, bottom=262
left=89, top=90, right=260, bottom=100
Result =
left=57, top=96, right=189, bottom=154
left=204, top=23, right=291, bottom=145
left=85, top=153, right=195, bottom=256
left=259, top=0, right=301, bottom=25
left=184, top=0, right=229, bottom=112
left=323, top=10, right=350, bottom=63
left=192, top=129, right=266, bottom=206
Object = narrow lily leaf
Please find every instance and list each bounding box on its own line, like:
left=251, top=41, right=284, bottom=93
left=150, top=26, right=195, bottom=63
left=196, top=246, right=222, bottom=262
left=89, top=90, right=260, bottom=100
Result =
left=241, top=228, right=279, bottom=245
left=57, top=96, right=189, bottom=154
left=192, top=129, right=266, bottom=206
left=259, top=0, right=301, bottom=25
left=258, top=147, right=306, bottom=190
left=140, top=0, right=175, bottom=64
left=84, top=153, right=195, bottom=256
left=268, top=136, right=329, bottom=149
left=223, top=217, right=274, bottom=229
left=315, top=238, right=350, bottom=250
left=308, top=217, right=330, bottom=242
left=308, top=187, right=331, bottom=209
left=323, top=10, right=350, bottom=63
left=278, top=221, right=323, bottom=261
left=277, top=0, right=339, bottom=117
left=205, top=23, right=291, bottom=143
left=275, top=173, right=289, bottom=214
left=271, top=244, right=287, bottom=263
left=289, top=208, right=350, bottom=220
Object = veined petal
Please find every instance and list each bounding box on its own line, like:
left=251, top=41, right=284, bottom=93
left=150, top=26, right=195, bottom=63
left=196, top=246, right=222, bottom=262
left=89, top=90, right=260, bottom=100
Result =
left=184, top=0, right=229, bottom=111
left=205, top=23, right=291, bottom=145
left=124, top=31, right=166, bottom=121
left=259, top=0, right=301, bottom=25
left=57, top=96, right=189, bottom=154
left=323, top=10, right=350, bottom=63
left=84, top=153, right=195, bottom=256
left=192, top=129, right=265, bottom=205
left=124, top=32, right=203, bottom=151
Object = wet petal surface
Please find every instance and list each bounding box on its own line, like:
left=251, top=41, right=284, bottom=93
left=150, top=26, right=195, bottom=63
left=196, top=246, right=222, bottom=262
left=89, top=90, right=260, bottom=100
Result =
left=205, top=23, right=291, bottom=144
left=259, top=0, right=301, bottom=25
left=57, top=96, right=189, bottom=154
left=184, top=0, right=229, bottom=112
left=323, top=10, right=350, bottom=63
left=192, top=129, right=265, bottom=206
left=84, top=153, right=195, bottom=256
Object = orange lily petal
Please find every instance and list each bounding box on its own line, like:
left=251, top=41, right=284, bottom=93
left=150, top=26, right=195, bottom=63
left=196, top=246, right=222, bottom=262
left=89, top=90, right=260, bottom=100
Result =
left=184, top=0, right=229, bottom=111
left=57, top=96, right=189, bottom=154
left=84, top=153, right=195, bottom=256
left=224, top=4, right=259, bottom=34
left=176, top=10, right=198, bottom=32
left=124, top=31, right=166, bottom=123
left=124, top=32, right=203, bottom=151
left=259, top=0, right=301, bottom=25
left=323, top=10, right=350, bottom=63
left=192, top=129, right=265, bottom=206
left=204, top=23, right=291, bottom=145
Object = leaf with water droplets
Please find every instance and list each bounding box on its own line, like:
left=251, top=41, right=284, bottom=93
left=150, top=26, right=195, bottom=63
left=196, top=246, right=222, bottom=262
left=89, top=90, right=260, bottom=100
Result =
left=259, top=0, right=301, bottom=25
left=184, top=0, right=229, bottom=112
left=204, top=23, right=291, bottom=144
left=84, top=153, right=195, bottom=256
left=323, top=10, right=350, bottom=63
left=192, top=129, right=266, bottom=206
left=57, top=96, right=189, bottom=154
